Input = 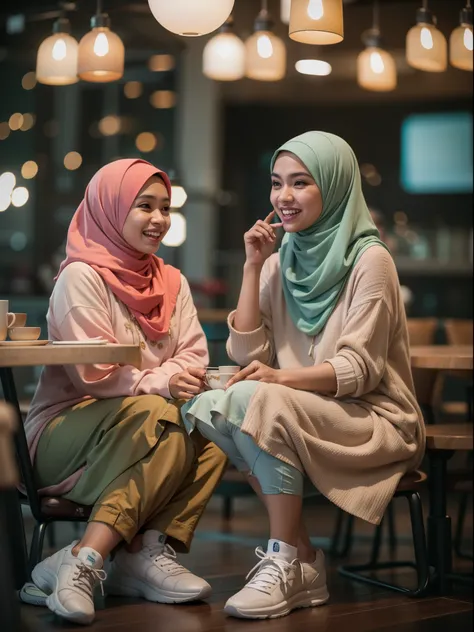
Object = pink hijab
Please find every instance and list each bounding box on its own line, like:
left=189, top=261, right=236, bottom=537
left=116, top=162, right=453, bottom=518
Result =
left=57, top=159, right=181, bottom=340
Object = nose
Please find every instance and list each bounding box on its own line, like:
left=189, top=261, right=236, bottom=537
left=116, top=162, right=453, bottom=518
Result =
left=150, top=209, right=165, bottom=226
left=279, top=184, right=294, bottom=202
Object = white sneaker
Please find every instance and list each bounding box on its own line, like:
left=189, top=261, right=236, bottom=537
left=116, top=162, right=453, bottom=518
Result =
left=105, top=530, right=212, bottom=603
left=224, top=547, right=329, bottom=619
left=31, top=542, right=106, bottom=626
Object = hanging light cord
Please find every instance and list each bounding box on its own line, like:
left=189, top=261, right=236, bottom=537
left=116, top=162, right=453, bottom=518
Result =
left=422, top=0, right=428, bottom=9
left=262, top=0, right=268, bottom=12
left=97, top=0, right=103, bottom=14
left=372, top=0, right=380, bottom=33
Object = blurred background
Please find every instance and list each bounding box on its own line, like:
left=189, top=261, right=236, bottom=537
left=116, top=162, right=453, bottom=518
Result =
left=0, top=1, right=472, bottom=348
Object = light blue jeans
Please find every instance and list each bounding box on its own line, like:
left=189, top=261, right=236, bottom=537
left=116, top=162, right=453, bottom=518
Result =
left=182, top=382, right=304, bottom=496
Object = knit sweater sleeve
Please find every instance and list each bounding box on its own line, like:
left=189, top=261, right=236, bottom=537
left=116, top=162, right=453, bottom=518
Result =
left=49, top=264, right=207, bottom=400
left=325, top=248, right=401, bottom=398
left=226, top=258, right=276, bottom=367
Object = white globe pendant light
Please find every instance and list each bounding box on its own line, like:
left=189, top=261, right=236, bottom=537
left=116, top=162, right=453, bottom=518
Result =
left=450, top=2, right=473, bottom=71
left=203, top=17, right=245, bottom=81
left=148, top=0, right=235, bottom=37
left=36, top=16, right=78, bottom=85
left=246, top=2, right=287, bottom=82
left=406, top=1, right=447, bottom=72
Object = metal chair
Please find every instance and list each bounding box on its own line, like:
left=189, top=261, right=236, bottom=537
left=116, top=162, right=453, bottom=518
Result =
left=0, top=366, right=91, bottom=579
left=338, top=470, right=430, bottom=597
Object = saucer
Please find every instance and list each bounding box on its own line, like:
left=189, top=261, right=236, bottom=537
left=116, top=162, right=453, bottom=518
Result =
left=0, top=340, right=50, bottom=347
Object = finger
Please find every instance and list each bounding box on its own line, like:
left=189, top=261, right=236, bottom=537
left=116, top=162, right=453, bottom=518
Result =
left=181, top=373, right=204, bottom=388
left=253, top=226, right=274, bottom=243
left=244, top=369, right=262, bottom=381
left=256, top=221, right=277, bottom=240
left=264, top=210, right=276, bottom=224
left=226, top=364, right=258, bottom=388
left=181, top=382, right=205, bottom=395
left=187, top=366, right=206, bottom=379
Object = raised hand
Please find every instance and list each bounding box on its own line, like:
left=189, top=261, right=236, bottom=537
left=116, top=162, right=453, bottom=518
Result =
left=244, top=210, right=283, bottom=268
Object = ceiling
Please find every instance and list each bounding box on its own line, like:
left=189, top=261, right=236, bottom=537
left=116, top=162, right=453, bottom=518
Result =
left=0, top=1, right=472, bottom=105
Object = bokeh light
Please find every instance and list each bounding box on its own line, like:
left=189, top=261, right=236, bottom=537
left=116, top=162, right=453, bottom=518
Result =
left=21, top=161, right=39, bottom=179
left=124, top=81, right=143, bottom=99
left=135, top=132, right=158, bottom=153
left=11, top=186, right=29, bottom=207
left=150, top=90, right=177, bottom=109
left=148, top=54, right=175, bottom=72
left=64, top=151, right=83, bottom=170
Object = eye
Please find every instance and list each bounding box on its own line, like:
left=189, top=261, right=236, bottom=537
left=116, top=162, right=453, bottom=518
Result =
left=271, top=180, right=281, bottom=189
left=161, top=206, right=170, bottom=213
left=138, top=203, right=152, bottom=210
left=294, top=180, right=308, bottom=187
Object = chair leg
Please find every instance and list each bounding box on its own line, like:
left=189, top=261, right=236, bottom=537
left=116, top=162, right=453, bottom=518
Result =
left=387, top=503, right=398, bottom=552
left=28, top=521, right=48, bottom=577
left=47, top=523, right=57, bottom=550
left=223, top=496, right=233, bottom=521
left=338, top=491, right=430, bottom=597
left=330, top=509, right=345, bottom=556
left=406, top=491, right=431, bottom=596
left=330, top=510, right=355, bottom=558
left=369, top=519, right=384, bottom=566
left=454, top=492, right=473, bottom=561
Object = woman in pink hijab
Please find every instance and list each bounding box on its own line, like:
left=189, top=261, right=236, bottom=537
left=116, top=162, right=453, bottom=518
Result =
left=25, top=159, right=227, bottom=625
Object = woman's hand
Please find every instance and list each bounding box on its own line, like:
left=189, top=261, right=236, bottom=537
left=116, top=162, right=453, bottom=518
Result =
left=225, top=361, right=283, bottom=389
left=244, top=210, right=283, bottom=268
left=169, top=367, right=206, bottom=401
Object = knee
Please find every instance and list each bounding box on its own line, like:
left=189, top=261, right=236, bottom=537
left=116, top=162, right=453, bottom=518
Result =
left=202, top=440, right=228, bottom=470
left=125, top=394, right=171, bottom=416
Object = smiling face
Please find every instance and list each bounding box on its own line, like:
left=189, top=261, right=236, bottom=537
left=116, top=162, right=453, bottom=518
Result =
left=122, top=176, right=171, bottom=254
left=270, top=152, right=323, bottom=232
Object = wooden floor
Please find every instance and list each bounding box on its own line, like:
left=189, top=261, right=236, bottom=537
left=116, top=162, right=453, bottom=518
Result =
left=20, top=493, right=473, bottom=632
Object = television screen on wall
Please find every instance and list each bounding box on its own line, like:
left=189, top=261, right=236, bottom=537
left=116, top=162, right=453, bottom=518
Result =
left=401, top=111, right=473, bottom=194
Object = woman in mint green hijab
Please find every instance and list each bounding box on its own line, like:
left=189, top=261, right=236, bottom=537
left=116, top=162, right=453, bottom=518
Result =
left=183, top=132, right=424, bottom=621
left=275, top=131, right=387, bottom=337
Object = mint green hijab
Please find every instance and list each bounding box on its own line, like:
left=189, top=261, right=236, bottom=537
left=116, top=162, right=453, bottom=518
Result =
left=271, top=131, right=387, bottom=337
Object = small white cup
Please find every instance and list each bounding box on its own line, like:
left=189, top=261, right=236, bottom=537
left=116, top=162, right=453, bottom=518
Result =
left=218, top=365, right=240, bottom=374
left=205, top=371, right=235, bottom=390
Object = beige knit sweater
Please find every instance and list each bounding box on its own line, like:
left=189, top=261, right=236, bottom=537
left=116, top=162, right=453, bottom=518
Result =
left=226, top=246, right=425, bottom=525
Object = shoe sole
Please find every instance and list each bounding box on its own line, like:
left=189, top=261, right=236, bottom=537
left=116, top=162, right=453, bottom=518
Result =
left=105, top=575, right=212, bottom=604
left=224, top=585, right=330, bottom=620
left=31, top=563, right=94, bottom=626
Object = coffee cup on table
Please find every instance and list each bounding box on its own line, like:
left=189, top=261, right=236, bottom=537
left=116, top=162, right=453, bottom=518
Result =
left=0, top=301, right=27, bottom=341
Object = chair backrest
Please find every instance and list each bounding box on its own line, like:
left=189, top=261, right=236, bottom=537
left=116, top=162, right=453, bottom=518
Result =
left=444, top=319, right=473, bottom=346
left=406, top=319, right=439, bottom=418
left=407, top=318, right=438, bottom=346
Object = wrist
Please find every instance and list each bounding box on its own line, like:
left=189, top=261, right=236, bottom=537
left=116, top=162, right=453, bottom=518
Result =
left=243, top=261, right=264, bottom=274
left=276, top=369, right=291, bottom=387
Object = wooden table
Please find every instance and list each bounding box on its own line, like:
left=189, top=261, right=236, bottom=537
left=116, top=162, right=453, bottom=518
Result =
left=410, top=345, right=473, bottom=372
left=410, top=345, right=473, bottom=594
left=0, top=343, right=141, bottom=588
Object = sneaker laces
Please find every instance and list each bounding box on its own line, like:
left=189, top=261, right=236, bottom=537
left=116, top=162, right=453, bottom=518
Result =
left=72, top=562, right=107, bottom=597
left=146, top=543, right=188, bottom=576
left=244, top=547, right=300, bottom=595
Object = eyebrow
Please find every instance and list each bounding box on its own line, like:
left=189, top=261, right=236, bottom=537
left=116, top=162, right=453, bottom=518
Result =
left=271, top=172, right=312, bottom=179
left=136, top=194, right=171, bottom=204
